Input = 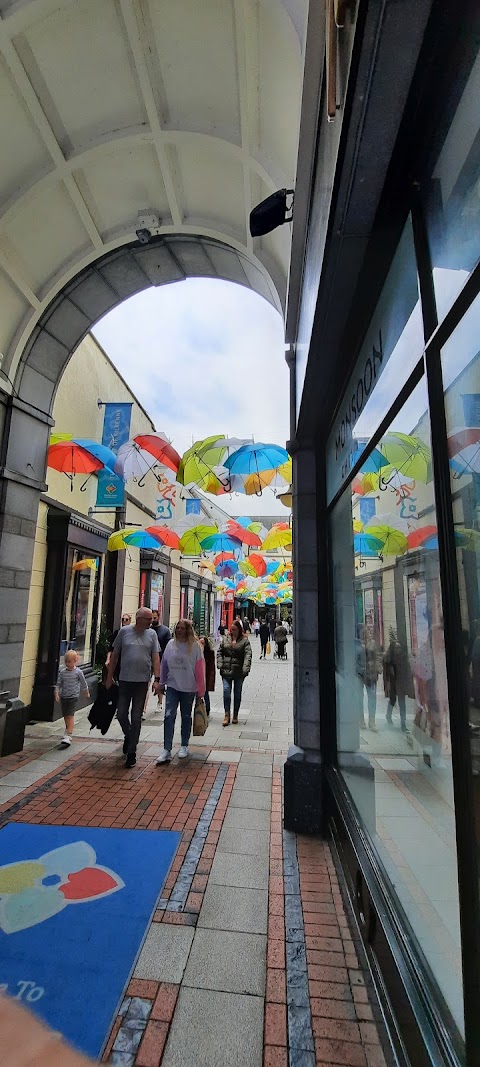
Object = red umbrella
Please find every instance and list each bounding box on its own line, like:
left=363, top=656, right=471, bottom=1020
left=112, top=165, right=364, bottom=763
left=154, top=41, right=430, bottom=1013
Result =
left=145, top=526, right=180, bottom=549
left=214, top=551, right=236, bottom=566
left=47, top=441, right=104, bottom=475
left=447, top=428, right=480, bottom=457
left=247, top=553, right=267, bottom=577
left=226, top=520, right=262, bottom=548
left=133, top=433, right=181, bottom=473
left=407, top=526, right=438, bottom=549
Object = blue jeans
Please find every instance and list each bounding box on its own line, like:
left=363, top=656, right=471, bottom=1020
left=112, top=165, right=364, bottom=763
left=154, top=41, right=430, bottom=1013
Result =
left=223, top=676, right=244, bottom=717
left=164, top=688, right=196, bottom=750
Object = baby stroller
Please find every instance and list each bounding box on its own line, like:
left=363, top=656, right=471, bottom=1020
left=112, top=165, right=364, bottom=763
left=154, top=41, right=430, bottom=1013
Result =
left=274, top=640, right=288, bottom=660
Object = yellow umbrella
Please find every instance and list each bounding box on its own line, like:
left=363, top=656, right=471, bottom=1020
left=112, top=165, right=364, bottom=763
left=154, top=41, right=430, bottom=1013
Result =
left=107, top=528, right=137, bottom=551
left=361, top=472, right=379, bottom=495
left=353, top=519, right=364, bottom=533
left=261, top=527, right=293, bottom=551
left=50, top=432, right=73, bottom=445
left=72, top=557, right=98, bottom=571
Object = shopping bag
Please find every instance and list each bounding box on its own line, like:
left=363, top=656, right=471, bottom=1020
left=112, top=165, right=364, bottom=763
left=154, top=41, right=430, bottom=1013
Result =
left=266, top=641, right=271, bottom=655
left=193, top=696, right=208, bottom=736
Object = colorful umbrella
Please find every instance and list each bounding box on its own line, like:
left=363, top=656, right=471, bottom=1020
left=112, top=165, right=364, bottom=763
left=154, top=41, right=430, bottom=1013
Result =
left=353, top=519, right=364, bottom=533
left=133, top=433, right=181, bottom=473
left=216, top=560, right=238, bottom=578
left=407, top=526, right=438, bottom=549
left=226, top=520, right=262, bottom=547
left=447, top=428, right=480, bottom=477
left=179, top=525, right=218, bottom=556
left=114, top=441, right=161, bottom=484
left=379, top=432, right=431, bottom=483
left=261, top=527, right=292, bottom=551
left=360, top=472, right=379, bottom=495
left=177, top=436, right=229, bottom=488
left=200, top=533, right=243, bottom=553
left=353, top=533, right=383, bottom=555
left=50, top=432, right=72, bottom=445
left=240, top=553, right=267, bottom=577
left=224, top=442, right=290, bottom=476
left=107, top=528, right=138, bottom=551
left=72, top=439, right=117, bottom=472
left=47, top=441, right=104, bottom=492
left=214, top=551, right=237, bottom=566
left=351, top=446, right=388, bottom=474
left=365, top=524, right=408, bottom=555
left=144, top=526, right=180, bottom=550
left=72, top=557, right=98, bottom=571
left=124, top=530, right=162, bottom=550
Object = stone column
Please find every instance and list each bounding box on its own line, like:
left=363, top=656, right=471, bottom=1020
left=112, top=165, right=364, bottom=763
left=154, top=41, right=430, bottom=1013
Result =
left=284, top=439, right=324, bottom=834
left=0, top=394, right=51, bottom=695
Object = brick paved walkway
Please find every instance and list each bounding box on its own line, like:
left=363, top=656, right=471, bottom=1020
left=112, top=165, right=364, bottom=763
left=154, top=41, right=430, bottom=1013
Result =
left=0, top=658, right=391, bottom=1066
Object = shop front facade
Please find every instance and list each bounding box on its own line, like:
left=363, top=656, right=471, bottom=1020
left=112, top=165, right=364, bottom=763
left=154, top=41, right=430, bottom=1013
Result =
left=287, top=2, right=480, bottom=1064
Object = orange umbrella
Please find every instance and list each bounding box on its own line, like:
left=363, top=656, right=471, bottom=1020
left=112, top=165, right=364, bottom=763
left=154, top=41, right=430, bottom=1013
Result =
left=226, top=520, right=262, bottom=548
left=145, top=526, right=180, bottom=549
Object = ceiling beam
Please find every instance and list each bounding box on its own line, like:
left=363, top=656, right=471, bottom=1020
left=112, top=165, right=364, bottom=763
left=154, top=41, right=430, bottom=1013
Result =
left=118, top=0, right=183, bottom=228
left=0, top=245, right=40, bottom=309
left=0, top=25, right=103, bottom=250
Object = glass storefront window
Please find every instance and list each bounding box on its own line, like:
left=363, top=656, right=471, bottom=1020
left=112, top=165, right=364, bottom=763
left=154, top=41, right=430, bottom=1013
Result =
left=332, top=378, right=463, bottom=1034
left=424, top=49, right=480, bottom=323
left=327, top=217, right=424, bottom=502
left=60, top=550, right=100, bottom=665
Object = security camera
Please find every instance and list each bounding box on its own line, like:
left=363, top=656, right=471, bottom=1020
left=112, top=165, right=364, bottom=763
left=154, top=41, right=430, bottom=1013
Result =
left=135, top=210, right=161, bottom=244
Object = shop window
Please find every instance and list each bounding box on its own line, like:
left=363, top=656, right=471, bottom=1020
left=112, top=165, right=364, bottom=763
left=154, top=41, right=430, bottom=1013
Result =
left=327, top=217, right=423, bottom=502
left=441, top=288, right=480, bottom=940
left=331, top=378, right=463, bottom=1033
left=150, top=573, right=164, bottom=620
left=424, top=49, right=480, bottom=323
left=60, top=550, right=100, bottom=666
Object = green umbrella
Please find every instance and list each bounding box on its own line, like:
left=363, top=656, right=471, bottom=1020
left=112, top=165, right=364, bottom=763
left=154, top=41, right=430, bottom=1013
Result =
left=365, top=524, right=408, bottom=556
left=179, top=525, right=218, bottom=555
left=177, top=437, right=226, bottom=487
left=379, top=432, right=431, bottom=483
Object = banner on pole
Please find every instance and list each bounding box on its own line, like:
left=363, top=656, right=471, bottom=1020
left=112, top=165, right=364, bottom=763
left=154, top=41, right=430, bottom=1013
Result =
left=96, top=403, right=132, bottom=506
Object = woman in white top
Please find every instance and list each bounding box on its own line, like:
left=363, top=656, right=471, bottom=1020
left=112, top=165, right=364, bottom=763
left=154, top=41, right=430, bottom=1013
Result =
left=156, top=619, right=206, bottom=763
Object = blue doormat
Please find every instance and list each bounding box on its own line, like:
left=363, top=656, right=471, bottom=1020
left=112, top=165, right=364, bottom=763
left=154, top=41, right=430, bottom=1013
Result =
left=0, top=823, right=180, bottom=1058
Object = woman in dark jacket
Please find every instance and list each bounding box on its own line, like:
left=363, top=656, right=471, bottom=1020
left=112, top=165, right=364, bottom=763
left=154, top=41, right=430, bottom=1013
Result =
left=200, top=636, right=215, bottom=717
left=217, top=620, right=252, bottom=726
left=259, top=620, right=269, bottom=659
left=383, top=638, right=413, bottom=731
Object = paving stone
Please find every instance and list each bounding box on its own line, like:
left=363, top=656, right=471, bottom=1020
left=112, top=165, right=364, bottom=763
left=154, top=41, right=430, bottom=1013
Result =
left=134, top=924, right=194, bottom=983
left=236, top=763, right=273, bottom=778
left=232, top=773, right=272, bottom=792
left=222, top=806, right=271, bottom=832
left=239, top=753, right=273, bottom=764
left=230, top=789, right=271, bottom=810
left=183, top=928, right=266, bottom=995
left=239, top=731, right=269, bottom=740
left=198, top=883, right=268, bottom=934
left=206, top=750, right=241, bottom=762
left=217, top=826, right=271, bottom=856
left=209, top=850, right=269, bottom=890
left=162, top=988, right=264, bottom=1067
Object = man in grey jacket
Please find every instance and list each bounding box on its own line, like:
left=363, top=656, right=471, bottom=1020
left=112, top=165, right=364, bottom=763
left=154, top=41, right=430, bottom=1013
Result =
left=106, top=608, right=160, bottom=768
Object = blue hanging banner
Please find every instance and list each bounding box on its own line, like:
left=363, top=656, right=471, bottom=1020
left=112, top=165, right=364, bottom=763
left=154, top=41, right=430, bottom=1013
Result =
left=462, top=394, right=480, bottom=427
left=359, top=498, right=376, bottom=526
left=186, top=498, right=201, bottom=515
left=96, top=469, right=125, bottom=507
left=101, top=403, right=132, bottom=452
left=96, top=403, right=132, bottom=506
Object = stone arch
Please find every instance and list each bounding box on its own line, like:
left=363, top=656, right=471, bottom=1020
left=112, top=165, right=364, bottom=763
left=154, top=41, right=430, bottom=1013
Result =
left=0, top=233, right=282, bottom=696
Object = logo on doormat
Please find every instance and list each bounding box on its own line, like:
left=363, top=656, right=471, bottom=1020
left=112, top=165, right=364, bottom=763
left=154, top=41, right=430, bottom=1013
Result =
left=0, top=841, right=123, bottom=933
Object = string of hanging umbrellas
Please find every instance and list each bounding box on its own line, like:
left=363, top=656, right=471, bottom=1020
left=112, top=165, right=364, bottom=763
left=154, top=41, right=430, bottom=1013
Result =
left=47, top=432, right=291, bottom=498
left=349, top=429, right=480, bottom=559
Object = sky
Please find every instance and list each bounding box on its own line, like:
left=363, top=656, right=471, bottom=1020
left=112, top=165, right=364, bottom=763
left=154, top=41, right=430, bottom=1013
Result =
left=93, top=278, right=290, bottom=516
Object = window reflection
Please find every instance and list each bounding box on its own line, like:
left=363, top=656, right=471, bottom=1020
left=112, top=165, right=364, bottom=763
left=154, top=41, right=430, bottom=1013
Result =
left=60, top=551, right=99, bottom=664
left=425, top=50, right=480, bottom=322
left=332, top=378, right=463, bottom=1033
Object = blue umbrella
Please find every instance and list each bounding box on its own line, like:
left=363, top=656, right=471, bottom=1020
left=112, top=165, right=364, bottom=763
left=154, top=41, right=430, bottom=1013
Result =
left=235, top=516, right=254, bottom=528
left=200, top=533, right=243, bottom=553
left=353, top=533, right=383, bottom=555
left=216, top=560, right=238, bottom=578
left=265, top=560, right=281, bottom=575
left=350, top=446, right=388, bottom=474
left=73, top=438, right=117, bottom=472
left=124, top=531, right=162, bottom=549
left=224, top=442, right=289, bottom=475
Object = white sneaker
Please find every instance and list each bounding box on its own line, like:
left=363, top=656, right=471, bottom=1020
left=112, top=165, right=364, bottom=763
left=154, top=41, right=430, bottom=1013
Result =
left=59, top=735, right=71, bottom=748
left=178, top=746, right=189, bottom=759
left=156, top=749, right=171, bottom=764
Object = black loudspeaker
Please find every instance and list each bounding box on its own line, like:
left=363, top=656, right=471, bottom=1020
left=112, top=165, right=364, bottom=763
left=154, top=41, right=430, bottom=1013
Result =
left=249, top=189, right=294, bottom=237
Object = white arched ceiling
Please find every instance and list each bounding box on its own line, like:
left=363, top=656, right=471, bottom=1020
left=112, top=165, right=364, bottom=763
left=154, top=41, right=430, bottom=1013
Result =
left=0, top=0, right=308, bottom=387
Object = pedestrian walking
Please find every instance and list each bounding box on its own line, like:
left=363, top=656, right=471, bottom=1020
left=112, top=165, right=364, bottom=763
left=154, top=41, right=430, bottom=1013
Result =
left=356, top=626, right=381, bottom=731
left=55, top=650, right=90, bottom=747
left=253, top=617, right=260, bottom=638
left=156, top=620, right=206, bottom=764
left=144, top=609, right=171, bottom=718
left=274, top=621, right=288, bottom=659
left=200, top=635, right=215, bottom=716
left=218, top=620, right=226, bottom=639
left=259, top=619, right=269, bottom=658
left=217, top=619, right=252, bottom=726
left=242, top=617, right=251, bottom=635
left=105, top=608, right=160, bottom=768
left=269, top=616, right=276, bottom=640
left=383, top=636, right=414, bottom=732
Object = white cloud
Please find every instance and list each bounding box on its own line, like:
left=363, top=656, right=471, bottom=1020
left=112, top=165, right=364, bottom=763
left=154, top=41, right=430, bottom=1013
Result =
left=93, top=278, right=290, bottom=515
